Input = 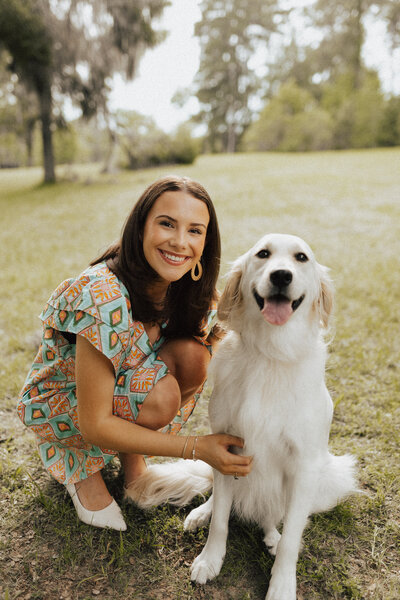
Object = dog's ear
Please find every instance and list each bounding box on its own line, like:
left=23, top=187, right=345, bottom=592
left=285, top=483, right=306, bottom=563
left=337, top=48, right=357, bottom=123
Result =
left=316, top=264, right=334, bottom=328
left=217, top=259, right=244, bottom=324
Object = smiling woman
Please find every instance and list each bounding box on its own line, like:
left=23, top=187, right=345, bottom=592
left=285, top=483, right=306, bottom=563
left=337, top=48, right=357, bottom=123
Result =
left=16, top=175, right=253, bottom=531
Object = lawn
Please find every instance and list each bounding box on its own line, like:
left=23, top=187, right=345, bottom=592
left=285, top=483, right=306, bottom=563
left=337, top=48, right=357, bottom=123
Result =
left=0, top=149, right=399, bottom=599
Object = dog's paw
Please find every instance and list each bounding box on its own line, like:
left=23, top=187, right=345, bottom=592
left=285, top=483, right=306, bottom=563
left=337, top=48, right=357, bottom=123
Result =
left=265, top=570, right=296, bottom=600
left=184, top=503, right=212, bottom=532
left=190, top=551, right=223, bottom=584
left=263, top=528, right=281, bottom=556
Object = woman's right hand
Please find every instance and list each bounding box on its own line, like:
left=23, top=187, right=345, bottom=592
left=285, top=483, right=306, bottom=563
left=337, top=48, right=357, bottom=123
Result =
left=195, top=433, right=253, bottom=477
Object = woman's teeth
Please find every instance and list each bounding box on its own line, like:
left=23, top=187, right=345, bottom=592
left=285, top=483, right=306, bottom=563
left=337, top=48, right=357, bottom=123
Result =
left=161, top=250, right=187, bottom=263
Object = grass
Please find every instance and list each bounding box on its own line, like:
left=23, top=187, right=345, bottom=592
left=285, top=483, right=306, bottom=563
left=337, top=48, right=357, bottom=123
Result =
left=0, top=149, right=399, bottom=599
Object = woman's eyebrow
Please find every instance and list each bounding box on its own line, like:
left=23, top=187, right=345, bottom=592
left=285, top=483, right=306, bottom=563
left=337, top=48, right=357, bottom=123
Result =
left=156, top=214, right=207, bottom=228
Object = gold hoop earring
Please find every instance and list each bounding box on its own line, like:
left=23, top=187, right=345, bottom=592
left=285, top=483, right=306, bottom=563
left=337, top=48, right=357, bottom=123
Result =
left=191, top=261, right=203, bottom=281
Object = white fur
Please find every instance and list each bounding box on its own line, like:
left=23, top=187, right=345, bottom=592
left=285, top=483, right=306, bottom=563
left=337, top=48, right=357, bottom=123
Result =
left=124, top=458, right=212, bottom=508
left=185, top=233, right=358, bottom=600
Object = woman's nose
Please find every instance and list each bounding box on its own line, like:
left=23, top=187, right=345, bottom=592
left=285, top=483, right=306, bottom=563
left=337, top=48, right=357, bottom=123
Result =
left=170, top=228, right=187, bottom=249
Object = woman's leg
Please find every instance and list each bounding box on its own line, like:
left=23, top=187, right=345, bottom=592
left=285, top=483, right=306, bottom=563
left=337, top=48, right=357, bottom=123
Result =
left=73, top=470, right=113, bottom=511
left=122, top=339, right=210, bottom=486
left=73, top=375, right=181, bottom=510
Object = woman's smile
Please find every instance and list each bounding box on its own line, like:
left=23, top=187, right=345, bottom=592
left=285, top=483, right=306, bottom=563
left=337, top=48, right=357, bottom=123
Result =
left=158, top=249, right=190, bottom=265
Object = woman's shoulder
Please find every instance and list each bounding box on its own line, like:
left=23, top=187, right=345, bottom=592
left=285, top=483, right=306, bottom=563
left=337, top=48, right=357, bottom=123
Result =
left=45, top=262, right=132, bottom=327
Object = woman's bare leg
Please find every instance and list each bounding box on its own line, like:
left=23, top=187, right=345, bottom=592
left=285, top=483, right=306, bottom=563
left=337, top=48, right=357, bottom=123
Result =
left=122, top=339, right=210, bottom=487
left=72, top=470, right=113, bottom=511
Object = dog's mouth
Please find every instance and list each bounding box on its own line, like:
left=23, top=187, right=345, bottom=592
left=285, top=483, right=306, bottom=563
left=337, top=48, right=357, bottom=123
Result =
left=253, top=289, right=305, bottom=326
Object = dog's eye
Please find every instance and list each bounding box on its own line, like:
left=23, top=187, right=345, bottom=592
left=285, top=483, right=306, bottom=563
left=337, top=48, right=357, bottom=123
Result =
left=295, top=252, right=308, bottom=262
left=256, top=249, right=270, bottom=259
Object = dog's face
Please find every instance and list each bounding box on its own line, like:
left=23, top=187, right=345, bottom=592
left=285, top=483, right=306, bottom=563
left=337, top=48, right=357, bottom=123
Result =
left=218, top=233, right=333, bottom=329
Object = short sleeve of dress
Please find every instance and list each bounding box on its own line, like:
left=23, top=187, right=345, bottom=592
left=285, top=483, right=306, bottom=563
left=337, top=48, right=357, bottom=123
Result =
left=193, top=298, right=218, bottom=353
left=39, top=264, right=132, bottom=373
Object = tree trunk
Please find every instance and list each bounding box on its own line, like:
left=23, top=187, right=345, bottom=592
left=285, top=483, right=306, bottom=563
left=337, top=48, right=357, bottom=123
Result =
left=38, top=77, right=56, bottom=183
left=102, top=125, right=118, bottom=174
left=353, top=0, right=364, bottom=89
left=25, top=118, right=36, bottom=167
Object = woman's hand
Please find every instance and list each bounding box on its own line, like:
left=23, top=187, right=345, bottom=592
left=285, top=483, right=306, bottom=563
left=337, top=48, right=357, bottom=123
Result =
left=195, top=434, right=253, bottom=477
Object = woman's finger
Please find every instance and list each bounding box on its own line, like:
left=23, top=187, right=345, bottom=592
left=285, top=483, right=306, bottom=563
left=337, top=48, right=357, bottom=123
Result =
left=224, top=435, right=244, bottom=448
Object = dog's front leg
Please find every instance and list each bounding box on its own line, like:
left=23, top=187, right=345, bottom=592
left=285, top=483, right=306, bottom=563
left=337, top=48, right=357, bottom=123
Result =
left=190, top=472, right=233, bottom=584
left=184, top=494, right=213, bottom=531
left=266, top=469, right=316, bottom=600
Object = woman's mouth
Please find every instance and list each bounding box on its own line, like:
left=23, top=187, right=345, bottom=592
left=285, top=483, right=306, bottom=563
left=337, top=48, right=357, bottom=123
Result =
left=158, top=249, right=190, bottom=265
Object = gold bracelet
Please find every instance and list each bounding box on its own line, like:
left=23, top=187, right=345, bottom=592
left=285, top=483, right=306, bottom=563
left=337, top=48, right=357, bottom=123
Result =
left=192, top=436, right=198, bottom=461
left=181, top=435, right=191, bottom=459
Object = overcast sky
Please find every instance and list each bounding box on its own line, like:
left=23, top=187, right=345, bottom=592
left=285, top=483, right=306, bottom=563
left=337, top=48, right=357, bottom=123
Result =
left=109, top=0, right=201, bottom=132
left=108, top=0, right=399, bottom=133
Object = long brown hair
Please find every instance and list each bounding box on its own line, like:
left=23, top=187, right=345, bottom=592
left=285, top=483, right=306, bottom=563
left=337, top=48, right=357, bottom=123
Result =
left=91, top=175, right=221, bottom=338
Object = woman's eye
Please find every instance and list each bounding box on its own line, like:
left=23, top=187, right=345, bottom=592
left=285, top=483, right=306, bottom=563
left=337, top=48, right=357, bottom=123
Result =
left=160, top=220, right=173, bottom=228
left=295, top=252, right=308, bottom=262
left=256, top=249, right=270, bottom=259
left=190, top=228, right=202, bottom=235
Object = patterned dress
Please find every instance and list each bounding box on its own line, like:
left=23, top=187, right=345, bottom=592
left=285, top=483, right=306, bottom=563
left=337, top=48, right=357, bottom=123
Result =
left=17, top=262, right=217, bottom=485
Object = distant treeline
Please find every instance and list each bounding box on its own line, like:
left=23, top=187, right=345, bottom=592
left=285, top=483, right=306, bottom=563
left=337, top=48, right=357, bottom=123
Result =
left=0, top=0, right=399, bottom=176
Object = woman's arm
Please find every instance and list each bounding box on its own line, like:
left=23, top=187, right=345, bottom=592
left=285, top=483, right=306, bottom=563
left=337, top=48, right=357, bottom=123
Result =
left=75, top=335, right=252, bottom=476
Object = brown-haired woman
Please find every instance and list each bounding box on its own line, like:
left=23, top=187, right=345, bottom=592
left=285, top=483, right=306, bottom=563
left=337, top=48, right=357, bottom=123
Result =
left=17, top=175, right=252, bottom=530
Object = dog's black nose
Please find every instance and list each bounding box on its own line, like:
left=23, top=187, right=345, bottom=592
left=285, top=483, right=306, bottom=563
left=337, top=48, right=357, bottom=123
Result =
left=270, top=269, right=293, bottom=288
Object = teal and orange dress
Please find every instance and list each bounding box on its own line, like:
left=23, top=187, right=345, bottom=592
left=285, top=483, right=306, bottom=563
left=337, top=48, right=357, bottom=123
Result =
left=17, top=262, right=217, bottom=485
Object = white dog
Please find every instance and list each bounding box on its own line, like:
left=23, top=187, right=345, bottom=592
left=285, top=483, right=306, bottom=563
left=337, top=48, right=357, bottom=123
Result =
left=184, top=233, right=358, bottom=600
left=126, top=233, right=358, bottom=600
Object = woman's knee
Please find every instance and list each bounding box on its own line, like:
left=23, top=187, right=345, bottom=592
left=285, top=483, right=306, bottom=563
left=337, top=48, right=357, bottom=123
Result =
left=160, top=338, right=210, bottom=394
left=136, top=374, right=181, bottom=430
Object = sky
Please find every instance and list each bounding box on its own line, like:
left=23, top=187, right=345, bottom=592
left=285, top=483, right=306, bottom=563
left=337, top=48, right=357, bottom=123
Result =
left=108, top=0, right=400, bottom=133
left=109, top=0, right=202, bottom=132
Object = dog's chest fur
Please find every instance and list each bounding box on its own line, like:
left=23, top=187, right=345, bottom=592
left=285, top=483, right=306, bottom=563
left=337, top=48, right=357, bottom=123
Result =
left=209, top=330, right=332, bottom=525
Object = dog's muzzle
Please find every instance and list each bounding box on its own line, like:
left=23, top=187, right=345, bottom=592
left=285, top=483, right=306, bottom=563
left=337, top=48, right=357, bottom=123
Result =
left=253, top=288, right=305, bottom=325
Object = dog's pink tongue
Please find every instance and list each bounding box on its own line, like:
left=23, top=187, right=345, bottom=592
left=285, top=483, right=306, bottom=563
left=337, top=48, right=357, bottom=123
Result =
left=262, top=298, right=293, bottom=325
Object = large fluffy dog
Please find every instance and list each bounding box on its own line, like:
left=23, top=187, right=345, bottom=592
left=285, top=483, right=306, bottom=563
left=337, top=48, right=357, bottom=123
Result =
left=126, top=233, right=358, bottom=600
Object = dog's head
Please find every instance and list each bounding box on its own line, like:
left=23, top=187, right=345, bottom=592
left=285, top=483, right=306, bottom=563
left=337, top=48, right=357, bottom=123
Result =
left=218, top=233, right=333, bottom=331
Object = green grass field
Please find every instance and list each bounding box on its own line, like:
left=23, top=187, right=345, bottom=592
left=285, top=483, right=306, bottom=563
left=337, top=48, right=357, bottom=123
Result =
left=1, top=149, right=399, bottom=599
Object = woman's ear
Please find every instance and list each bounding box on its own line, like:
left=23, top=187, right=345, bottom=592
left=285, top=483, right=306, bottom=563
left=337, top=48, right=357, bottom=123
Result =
left=316, top=264, right=334, bottom=328
left=217, top=259, right=244, bottom=324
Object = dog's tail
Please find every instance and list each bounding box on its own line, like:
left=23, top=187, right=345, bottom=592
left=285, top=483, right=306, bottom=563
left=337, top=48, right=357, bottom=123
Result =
left=124, top=459, right=213, bottom=509
left=312, top=453, right=360, bottom=514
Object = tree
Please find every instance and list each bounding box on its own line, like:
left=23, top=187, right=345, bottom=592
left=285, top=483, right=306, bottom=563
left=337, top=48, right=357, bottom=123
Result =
left=301, top=0, right=399, bottom=92
left=0, top=0, right=169, bottom=182
left=192, top=0, right=278, bottom=153
left=115, top=110, right=200, bottom=169
left=242, top=79, right=334, bottom=152
left=0, top=51, right=38, bottom=167
left=321, top=70, right=385, bottom=149
left=0, top=0, right=55, bottom=180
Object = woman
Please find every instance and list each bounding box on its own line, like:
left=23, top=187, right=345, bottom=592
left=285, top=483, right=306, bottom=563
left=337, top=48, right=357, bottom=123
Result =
left=17, top=175, right=252, bottom=531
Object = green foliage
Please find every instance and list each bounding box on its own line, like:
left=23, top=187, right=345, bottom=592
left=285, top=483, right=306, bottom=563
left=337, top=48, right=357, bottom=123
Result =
left=53, top=125, right=78, bottom=165
left=0, top=0, right=51, bottom=70
left=378, top=96, right=400, bottom=147
left=170, top=124, right=202, bottom=165
left=321, top=71, right=386, bottom=149
left=0, top=131, right=25, bottom=166
left=242, top=80, right=334, bottom=152
left=116, top=111, right=200, bottom=169
left=243, top=73, right=396, bottom=152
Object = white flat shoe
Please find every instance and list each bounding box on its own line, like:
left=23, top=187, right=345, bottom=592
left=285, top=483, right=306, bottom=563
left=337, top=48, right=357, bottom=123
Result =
left=66, top=483, right=127, bottom=531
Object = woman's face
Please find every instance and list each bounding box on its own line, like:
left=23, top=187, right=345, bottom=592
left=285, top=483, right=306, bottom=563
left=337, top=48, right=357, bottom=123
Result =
left=142, top=190, right=210, bottom=287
